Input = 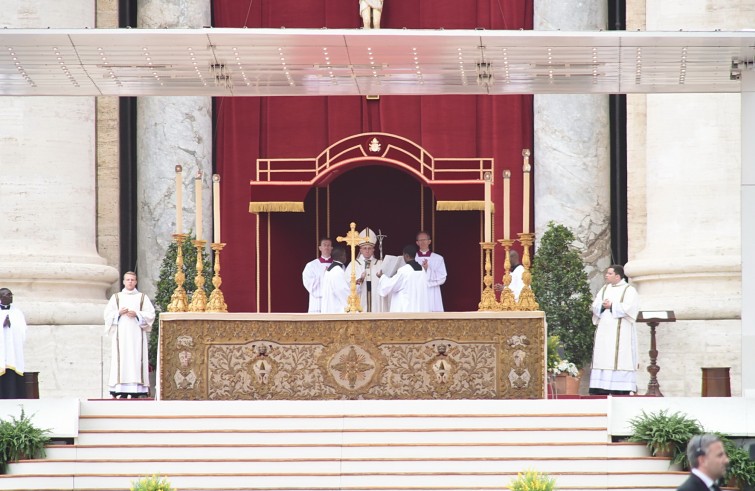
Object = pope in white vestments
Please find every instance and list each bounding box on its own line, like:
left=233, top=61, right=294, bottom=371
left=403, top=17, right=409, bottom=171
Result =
left=589, top=265, right=640, bottom=395
left=348, top=228, right=387, bottom=313
left=379, top=245, right=429, bottom=312
left=104, top=272, right=156, bottom=398
left=415, top=232, right=447, bottom=312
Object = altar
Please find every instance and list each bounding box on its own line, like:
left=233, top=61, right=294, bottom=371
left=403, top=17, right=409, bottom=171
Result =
left=157, top=311, right=546, bottom=400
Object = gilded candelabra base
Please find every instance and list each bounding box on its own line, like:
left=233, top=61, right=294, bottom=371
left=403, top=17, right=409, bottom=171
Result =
left=478, top=242, right=500, bottom=311
left=207, top=242, right=228, bottom=313
left=167, top=233, right=189, bottom=312
left=188, top=240, right=208, bottom=312
left=517, top=232, right=540, bottom=311
left=497, top=238, right=517, bottom=311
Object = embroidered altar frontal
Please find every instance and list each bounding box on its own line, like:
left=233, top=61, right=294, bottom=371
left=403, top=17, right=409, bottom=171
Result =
left=158, top=312, right=546, bottom=400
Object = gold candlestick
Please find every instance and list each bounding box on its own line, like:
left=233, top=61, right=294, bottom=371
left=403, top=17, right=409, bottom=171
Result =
left=188, top=240, right=207, bottom=312
left=497, top=238, right=517, bottom=311
left=478, top=241, right=500, bottom=311
left=167, top=233, right=189, bottom=312
left=517, top=232, right=540, bottom=311
left=207, top=242, right=228, bottom=313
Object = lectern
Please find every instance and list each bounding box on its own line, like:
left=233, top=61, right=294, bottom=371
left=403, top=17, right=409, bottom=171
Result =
left=636, top=310, right=676, bottom=397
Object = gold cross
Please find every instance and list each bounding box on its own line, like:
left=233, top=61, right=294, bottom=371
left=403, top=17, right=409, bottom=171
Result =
left=337, top=222, right=369, bottom=313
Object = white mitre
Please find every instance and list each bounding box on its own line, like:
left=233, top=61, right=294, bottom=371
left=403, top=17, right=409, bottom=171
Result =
left=359, top=227, right=378, bottom=246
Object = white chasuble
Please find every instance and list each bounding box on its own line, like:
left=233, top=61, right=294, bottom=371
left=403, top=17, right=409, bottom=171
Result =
left=349, top=256, right=387, bottom=313
left=589, top=280, right=640, bottom=393
left=104, top=289, right=156, bottom=393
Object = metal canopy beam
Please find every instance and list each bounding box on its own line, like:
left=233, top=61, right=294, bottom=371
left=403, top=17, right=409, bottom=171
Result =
left=1, top=28, right=753, bottom=96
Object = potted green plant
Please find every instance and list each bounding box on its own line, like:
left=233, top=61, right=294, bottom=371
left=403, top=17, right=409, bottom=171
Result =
left=719, top=435, right=755, bottom=489
left=532, top=222, right=594, bottom=369
left=627, top=409, right=703, bottom=467
left=0, top=408, right=51, bottom=473
left=151, top=234, right=212, bottom=370
left=509, top=468, right=556, bottom=491
left=131, top=474, right=176, bottom=491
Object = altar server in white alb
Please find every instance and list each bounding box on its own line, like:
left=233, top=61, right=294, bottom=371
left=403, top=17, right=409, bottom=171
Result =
left=320, top=247, right=350, bottom=314
left=302, top=238, right=333, bottom=313
left=0, top=288, right=27, bottom=399
left=104, top=271, right=156, bottom=399
left=415, top=231, right=447, bottom=312
left=588, top=265, right=640, bottom=396
left=349, top=228, right=386, bottom=313
left=379, top=244, right=429, bottom=312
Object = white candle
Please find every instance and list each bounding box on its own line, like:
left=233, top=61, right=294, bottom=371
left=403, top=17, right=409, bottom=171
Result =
left=522, top=149, right=531, bottom=234
left=503, top=169, right=511, bottom=240
left=484, top=172, right=492, bottom=242
left=175, top=165, right=183, bottom=235
left=213, top=174, right=221, bottom=243
left=195, top=171, right=203, bottom=241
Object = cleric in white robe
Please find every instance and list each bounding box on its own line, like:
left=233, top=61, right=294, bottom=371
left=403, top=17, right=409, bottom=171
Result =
left=302, top=238, right=333, bottom=313
left=379, top=244, right=429, bottom=313
left=0, top=288, right=27, bottom=399
left=415, top=231, right=447, bottom=312
left=320, top=247, right=350, bottom=314
left=348, top=228, right=387, bottom=313
left=588, top=265, right=640, bottom=395
left=104, top=271, right=156, bottom=398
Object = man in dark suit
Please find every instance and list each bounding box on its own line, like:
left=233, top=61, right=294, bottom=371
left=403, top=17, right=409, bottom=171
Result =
left=677, top=434, right=730, bottom=491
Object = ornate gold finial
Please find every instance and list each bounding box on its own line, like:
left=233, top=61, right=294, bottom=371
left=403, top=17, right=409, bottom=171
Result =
left=497, top=239, right=517, bottom=311
left=188, top=240, right=207, bottom=312
left=206, top=242, right=228, bottom=312
left=167, top=233, right=189, bottom=312
left=516, top=232, right=539, bottom=311
left=337, top=222, right=370, bottom=313
left=477, top=241, right=501, bottom=311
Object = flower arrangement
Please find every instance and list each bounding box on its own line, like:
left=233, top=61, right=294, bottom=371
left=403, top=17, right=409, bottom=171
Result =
left=131, top=474, right=176, bottom=491
left=509, top=468, right=556, bottom=491
left=550, top=359, right=580, bottom=378
left=547, top=335, right=580, bottom=378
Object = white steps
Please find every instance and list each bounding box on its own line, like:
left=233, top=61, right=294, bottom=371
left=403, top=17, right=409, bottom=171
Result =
left=0, top=399, right=687, bottom=491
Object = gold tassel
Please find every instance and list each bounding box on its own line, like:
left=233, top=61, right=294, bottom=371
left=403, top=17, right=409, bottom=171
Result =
left=436, top=200, right=495, bottom=212
left=248, top=202, right=305, bottom=213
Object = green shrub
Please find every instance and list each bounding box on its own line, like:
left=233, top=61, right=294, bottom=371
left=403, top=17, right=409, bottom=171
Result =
left=628, top=409, right=703, bottom=468
left=509, top=469, right=556, bottom=491
left=532, top=222, right=594, bottom=367
left=0, top=408, right=51, bottom=473
left=131, top=474, right=176, bottom=491
left=719, top=435, right=755, bottom=488
left=150, top=235, right=212, bottom=369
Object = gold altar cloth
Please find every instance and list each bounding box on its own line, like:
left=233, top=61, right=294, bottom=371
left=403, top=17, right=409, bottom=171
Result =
left=158, top=312, right=546, bottom=400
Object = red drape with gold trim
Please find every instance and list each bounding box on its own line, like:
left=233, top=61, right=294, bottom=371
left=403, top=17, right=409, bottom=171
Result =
left=214, top=0, right=533, bottom=313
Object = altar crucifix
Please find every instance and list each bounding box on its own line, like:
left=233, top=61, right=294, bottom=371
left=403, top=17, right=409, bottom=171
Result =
left=337, top=222, right=370, bottom=313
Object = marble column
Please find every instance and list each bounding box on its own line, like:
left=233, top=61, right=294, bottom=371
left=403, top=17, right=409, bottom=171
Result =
left=625, top=0, right=746, bottom=396
left=135, top=0, right=213, bottom=297
left=533, top=1, right=611, bottom=291
left=0, top=2, right=119, bottom=326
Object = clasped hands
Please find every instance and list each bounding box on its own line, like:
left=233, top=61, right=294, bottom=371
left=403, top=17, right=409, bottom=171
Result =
left=601, top=299, right=612, bottom=310
left=119, top=307, right=138, bottom=318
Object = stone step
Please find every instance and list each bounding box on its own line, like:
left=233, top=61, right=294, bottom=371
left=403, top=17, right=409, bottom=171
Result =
left=44, top=441, right=651, bottom=460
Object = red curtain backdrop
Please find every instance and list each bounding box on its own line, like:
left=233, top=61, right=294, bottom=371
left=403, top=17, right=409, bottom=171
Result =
left=214, top=0, right=534, bottom=312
